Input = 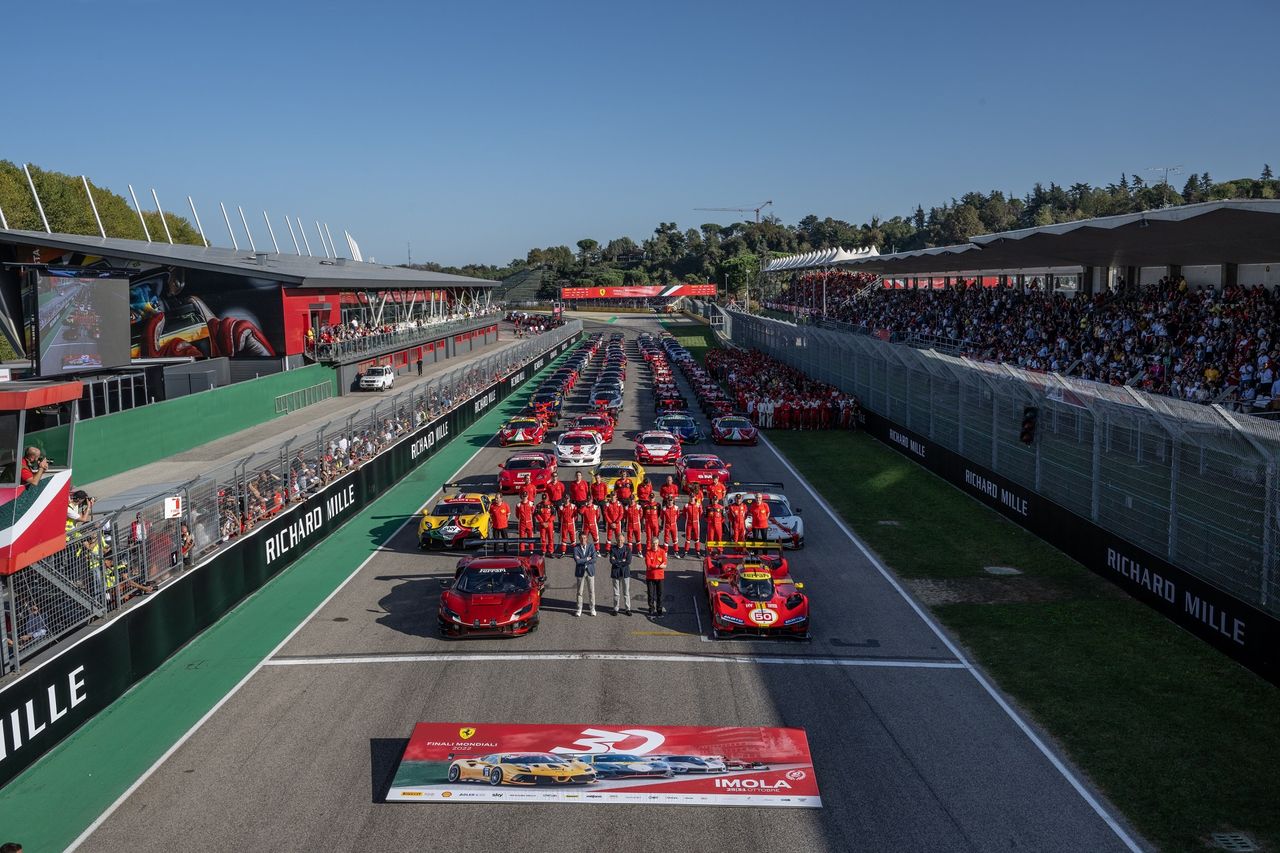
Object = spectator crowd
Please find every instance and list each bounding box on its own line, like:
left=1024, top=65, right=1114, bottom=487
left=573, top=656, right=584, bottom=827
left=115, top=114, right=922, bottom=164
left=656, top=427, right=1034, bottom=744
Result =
left=767, top=270, right=1280, bottom=412
left=705, top=347, right=862, bottom=429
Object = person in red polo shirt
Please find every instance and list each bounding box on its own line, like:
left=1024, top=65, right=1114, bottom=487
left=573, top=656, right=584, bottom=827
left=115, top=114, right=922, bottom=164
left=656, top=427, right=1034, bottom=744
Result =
left=579, top=498, right=601, bottom=547
left=520, top=478, right=538, bottom=504
left=660, top=498, right=680, bottom=549
left=615, top=474, right=634, bottom=506
left=569, top=471, right=590, bottom=508
left=535, top=499, right=555, bottom=555
left=546, top=477, right=566, bottom=507
left=603, top=493, right=624, bottom=550
left=749, top=494, right=771, bottom=543
left=625, top=498, right=644, bottom=547
left=728, top=494, right=749, bottom=543
left=558, top=500, right=578, bottom=556
left=644, top=542, right=667, bottom=617
left=516, top=495, right=536, bottom=551
left=659, top=475, right=679, bottom=503
left=636, top=476, right=654, bottom=505
left=707, top=478, right=726, bottom=505
left=489, top=497, right=510, bottom=540
left=590, top=473, right=609, bottom=509
left=642, top=500, right=662, bottom=549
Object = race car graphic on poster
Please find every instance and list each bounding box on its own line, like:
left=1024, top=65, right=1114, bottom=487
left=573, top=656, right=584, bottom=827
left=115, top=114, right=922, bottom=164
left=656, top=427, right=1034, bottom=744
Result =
left=387, top=722, right=820, bottom=806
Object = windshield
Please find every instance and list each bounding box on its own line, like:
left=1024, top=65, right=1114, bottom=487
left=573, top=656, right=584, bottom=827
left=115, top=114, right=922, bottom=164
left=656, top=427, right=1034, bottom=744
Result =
left=660, top=417, right=693, bottom=428
left=684, top=459, right=720, bottom=470
left=577, top=417, right=608, bottom=427
left=505, top=458, right=546, bottom=470
left=533, top=394, right=559, bottom=404
left=430, top=502, right=483, bottom=516
left=641, top=435, right=673, bottom=446
left=507, top=420, right=539, bottom=429
left=720, top=418, right=751, bottom=428
left=664, top=756, right=703, bottom=763
left=559, top=433, right=598, bottom=446
left=738, top=576, right=774, bottom=602
left=593, top=754, right=641, bottom=763
left=455, top=568, right=530, bottom=594
left=599, top=466, right=634, bottom=478
left=502, top=754, right=560, bottom=763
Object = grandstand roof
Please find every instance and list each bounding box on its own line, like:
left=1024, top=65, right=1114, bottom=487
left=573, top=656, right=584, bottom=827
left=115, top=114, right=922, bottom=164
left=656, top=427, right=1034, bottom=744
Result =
left=0, top=228, right=497, bottom=288
left=831, top=200, right=1280, bottom=275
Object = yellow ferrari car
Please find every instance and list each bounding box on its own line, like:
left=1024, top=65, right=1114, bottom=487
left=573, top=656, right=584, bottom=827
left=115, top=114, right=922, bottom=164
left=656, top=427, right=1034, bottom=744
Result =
left=447, top=753, right=597, bottom=786
left=593, top=461, right=646, bottom=492
left=418, top=486, right=499, bottom=549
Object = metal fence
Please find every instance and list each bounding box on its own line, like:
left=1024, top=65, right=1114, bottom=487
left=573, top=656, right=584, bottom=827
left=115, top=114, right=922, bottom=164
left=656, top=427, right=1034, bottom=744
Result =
left=1, top=321, right=582, bottom=674
left=275, top=381, right=334, bottom=415
left=727, top=309, right=1280, bottom=617
left=307, top=312, right=502, bottom=362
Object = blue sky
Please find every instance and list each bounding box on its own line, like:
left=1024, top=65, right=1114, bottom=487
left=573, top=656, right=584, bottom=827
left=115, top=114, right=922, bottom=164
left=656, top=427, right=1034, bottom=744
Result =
left=7, top=0, right=1278, bottom=265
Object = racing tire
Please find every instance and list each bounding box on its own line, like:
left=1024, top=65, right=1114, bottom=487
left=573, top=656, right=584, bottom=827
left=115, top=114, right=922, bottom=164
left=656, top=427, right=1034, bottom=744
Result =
left=488, top=767, right=504, bottom=786
left=447, top=764, right=461, bottom=782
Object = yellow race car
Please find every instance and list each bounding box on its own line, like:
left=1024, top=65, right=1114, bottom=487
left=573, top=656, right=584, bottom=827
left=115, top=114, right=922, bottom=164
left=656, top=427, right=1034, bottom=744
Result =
left=592, top=461, right=646, bottom=493
left=447, top=753, right=597, bottom=786
left=418, top=484, right=500, bottom=549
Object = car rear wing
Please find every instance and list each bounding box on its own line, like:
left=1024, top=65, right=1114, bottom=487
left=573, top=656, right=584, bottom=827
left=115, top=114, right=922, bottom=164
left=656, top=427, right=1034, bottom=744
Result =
left=729, top=482, right=785, bottom=491
left=442, top=476, right=500, bottom=493
left=465, top=538, right=543, bottom=554
left=704, top=541, right=783, bottom=549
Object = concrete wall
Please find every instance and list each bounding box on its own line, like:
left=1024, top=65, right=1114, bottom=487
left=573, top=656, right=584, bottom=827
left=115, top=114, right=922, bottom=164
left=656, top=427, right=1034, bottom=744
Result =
left=29, top=364, right=338, bottom=485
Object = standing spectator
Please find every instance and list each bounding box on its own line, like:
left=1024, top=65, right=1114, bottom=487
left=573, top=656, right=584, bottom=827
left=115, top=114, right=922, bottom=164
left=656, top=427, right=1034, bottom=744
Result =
left=749, top=494, right=772, bottom=543
left=608, top=535, right=633, bottom=615
left=417, top=353, right=424, bottom=376
left=180, top=522, right=194, bottom=569
left=644, top=542, right=667, bottom=617
left=573, top=538, right=598, bottom=617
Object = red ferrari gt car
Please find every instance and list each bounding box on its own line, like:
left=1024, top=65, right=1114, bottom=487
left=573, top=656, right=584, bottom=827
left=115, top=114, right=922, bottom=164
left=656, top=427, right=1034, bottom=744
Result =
left=498, top=451, right=557, bottom=493
left=711, top=415, right=759, bottom=446
left=572, top=412, right=616, bottom=443
left=634, top=430, right=682, bottom=465
left=675, top=454, right=732, bottom=491
left=498, top=415, right=548, bottom=447
left=439, top=551, right=546, bottom=638
left=703, top=546, right=808, bottom=639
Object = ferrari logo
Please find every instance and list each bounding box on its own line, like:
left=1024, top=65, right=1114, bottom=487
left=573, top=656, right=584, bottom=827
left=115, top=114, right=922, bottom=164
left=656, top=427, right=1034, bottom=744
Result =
left=598, top=288, right=606, bottom=296
left=459, top=727, right=477, bottom=740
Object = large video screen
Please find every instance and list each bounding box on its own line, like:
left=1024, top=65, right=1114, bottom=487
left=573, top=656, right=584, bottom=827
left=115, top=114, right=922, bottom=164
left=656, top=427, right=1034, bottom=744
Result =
left=36, top=270, right=131, bottom=375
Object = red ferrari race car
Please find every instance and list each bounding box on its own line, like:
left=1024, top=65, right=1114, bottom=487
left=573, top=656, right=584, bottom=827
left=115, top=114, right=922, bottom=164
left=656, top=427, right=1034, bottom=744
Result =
left=498, top=451, right=558, bottom=494
left=634, top=430, right=682, bottom=465
left=703, top=544, right=808, bottom=639
left=440, top=543, right=546, bottom=638
left=572, top=412, right=615, bottom=444
left=498, top=415, right=548, bottom=447
left=711, top=415, right=759, bottom=446
left=703, top=541, right=790, bottom=579
left=675, top=454, right=731, bottom=492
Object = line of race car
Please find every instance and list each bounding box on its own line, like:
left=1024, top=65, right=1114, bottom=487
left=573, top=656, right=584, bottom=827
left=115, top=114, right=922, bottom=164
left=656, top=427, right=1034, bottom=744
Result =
left=424, top=330, right=812, bottom=641
left=445, top=751, right=770, bottom=788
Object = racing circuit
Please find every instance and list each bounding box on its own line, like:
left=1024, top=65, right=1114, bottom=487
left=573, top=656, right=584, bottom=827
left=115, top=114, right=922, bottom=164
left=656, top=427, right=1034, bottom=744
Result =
left=74, top=317, right=1142, bottom=852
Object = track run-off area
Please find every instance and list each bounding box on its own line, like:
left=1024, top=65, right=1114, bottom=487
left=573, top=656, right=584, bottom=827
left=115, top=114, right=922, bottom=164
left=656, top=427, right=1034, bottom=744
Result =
left=8, top=318, right=1146, bottom=852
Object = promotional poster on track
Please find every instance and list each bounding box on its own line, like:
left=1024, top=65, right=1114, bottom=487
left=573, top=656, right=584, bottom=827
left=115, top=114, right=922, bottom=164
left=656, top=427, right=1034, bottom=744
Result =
left=387, top=722, right=821, bottom=807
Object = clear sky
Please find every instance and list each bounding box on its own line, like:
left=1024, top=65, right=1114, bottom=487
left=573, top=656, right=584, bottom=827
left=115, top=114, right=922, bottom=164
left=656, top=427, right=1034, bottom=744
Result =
left=7, top=0, right=1278, bottom=265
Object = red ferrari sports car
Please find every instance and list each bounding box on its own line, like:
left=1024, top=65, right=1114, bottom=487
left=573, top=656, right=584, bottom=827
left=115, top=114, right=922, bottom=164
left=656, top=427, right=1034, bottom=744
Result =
left=572, top=412, right=616, bottom=443
left=498, top=415, right=548, bottom=447
left=675, top=454, right=732, bottom=491
left=440, top=551, right=545, bottom=638
left=711, top=415, right=759, bottom=446
left=498, top=451, right=557, bottom=493
left=703, top=545, right=807, bottom=639
left=634, top=430, right=682, bottom=465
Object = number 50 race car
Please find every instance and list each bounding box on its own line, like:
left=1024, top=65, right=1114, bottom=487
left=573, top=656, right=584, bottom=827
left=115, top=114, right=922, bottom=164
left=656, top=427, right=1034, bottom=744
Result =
left=703, top=543, right=809, bottom=640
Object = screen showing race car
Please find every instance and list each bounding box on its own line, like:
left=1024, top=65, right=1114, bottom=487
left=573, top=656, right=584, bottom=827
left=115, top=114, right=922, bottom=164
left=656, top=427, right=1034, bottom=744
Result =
left=35, top=270, right=130, bottom=375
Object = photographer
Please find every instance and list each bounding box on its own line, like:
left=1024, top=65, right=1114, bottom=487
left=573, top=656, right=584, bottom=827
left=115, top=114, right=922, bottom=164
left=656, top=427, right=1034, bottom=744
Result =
left=20, top=447, right=48, bottom=488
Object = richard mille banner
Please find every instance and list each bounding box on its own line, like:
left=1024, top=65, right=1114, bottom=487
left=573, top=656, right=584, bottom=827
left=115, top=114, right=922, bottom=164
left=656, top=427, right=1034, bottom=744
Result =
left=388, top=722, right=821, bottom=807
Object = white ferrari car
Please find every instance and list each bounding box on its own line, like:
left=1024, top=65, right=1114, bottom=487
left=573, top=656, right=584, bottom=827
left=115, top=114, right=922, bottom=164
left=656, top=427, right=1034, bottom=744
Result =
left=727, top=488, right=805, bottom=548
left=554, top=430, right=604, bottom=467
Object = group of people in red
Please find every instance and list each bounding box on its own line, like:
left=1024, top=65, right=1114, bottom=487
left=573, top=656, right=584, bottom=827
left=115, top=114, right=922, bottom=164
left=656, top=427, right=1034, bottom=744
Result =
left=705, top=347, right=861, bottom=430
left=486, top=469, right=775, bottom=558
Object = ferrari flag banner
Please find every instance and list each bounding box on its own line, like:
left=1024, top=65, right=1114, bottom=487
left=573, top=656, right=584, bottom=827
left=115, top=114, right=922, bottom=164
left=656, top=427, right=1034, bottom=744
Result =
left=560, top=284, right=716, bottom=300
left=387, top=722, right=821, bottom=807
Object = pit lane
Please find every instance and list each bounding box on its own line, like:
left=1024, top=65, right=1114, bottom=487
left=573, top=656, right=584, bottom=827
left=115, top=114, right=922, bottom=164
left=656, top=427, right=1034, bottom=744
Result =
left=77, top=318, right=1141, bottom=853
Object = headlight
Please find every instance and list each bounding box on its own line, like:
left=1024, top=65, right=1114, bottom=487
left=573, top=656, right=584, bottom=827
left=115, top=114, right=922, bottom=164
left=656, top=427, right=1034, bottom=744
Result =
left=442, top=606, right=461, bottom=621
left=514, top=604, right=533, bottom=617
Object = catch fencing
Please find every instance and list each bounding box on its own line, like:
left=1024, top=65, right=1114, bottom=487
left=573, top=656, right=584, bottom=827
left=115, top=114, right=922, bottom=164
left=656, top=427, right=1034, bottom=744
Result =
left=1, top=321, right=582, bottom=675
left=727, top=309, right=1280, bottom=619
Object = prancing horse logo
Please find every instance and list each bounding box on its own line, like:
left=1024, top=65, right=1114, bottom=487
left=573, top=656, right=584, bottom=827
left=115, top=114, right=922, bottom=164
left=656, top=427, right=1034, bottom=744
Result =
left=459, top=727, right=477, bottom=740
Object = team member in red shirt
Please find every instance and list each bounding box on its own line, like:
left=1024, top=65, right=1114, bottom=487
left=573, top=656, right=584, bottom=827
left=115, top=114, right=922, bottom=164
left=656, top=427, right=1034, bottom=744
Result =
left=660, top=498, right=681, bottom=549
left=546, top=477, right=566, bottom=507
left=569, top=471, right=591, bottom=508
left=579, top=498, right=601, bottom=546
left=535, top=499, right=556, bottom=555
left=520, top=478, right=538, bottom=504
left=603, top=493, right=625, bottom=549
left=749, top=494, right=771, bottom=542
left=659, top=475, right=679, bottom=503
left=636, top=477, right=654, bottom=505
left=625, top=499, right=644, bottom=547
left=558, top=500, right=578, bottom=556
left=590, top=473, right=609, bottom=508
left=615, top=475, right=634, bottom=505
left=642, top=500, right=662, bottom=549
left=644, top=542, right=667, bottom=617
left=728, top=494, right=749, bottom=543
left=489, top=497, right=510, bottom=540
left=682, top=495, right=702, bottom=558
left=706, top=499, right=725, bottom=544
left=707, top=478, right=726, bottom=504
left=516, top=495, right=536, bottom=552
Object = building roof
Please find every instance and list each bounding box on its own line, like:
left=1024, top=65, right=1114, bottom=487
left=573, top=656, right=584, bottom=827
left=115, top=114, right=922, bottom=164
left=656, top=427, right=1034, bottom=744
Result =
left=828, top=200, right=1280, bottom=276
left=0, top=228, right=496, bottom=289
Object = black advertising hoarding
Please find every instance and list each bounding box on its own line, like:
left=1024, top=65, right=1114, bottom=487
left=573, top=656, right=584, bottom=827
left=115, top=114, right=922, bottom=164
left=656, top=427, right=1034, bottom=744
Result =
left=859, top=410, right=1280, bottom=683
left=0, top=332, right=578, bottom=788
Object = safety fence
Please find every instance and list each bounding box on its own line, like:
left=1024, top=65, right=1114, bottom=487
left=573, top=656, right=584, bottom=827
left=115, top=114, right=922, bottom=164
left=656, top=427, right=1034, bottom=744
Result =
left=725, top=309, right=1280, bottom=679
left=274, top=381, right=334, bottom=415
left=0, top=321, right=582, bottom=676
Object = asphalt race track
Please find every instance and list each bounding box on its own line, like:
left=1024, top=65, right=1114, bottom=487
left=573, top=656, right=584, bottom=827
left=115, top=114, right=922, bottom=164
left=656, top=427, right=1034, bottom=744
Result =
left=79, top=318, right=1142, bottom=853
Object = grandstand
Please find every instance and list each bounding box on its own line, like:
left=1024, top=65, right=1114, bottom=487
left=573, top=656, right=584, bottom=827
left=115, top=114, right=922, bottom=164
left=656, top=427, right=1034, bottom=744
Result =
left=493, top=266, right=550, bottom=304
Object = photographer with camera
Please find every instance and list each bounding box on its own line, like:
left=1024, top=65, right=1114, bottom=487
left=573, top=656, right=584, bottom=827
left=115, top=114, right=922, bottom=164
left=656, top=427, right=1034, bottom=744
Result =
left=20, top=447, right=48, bottom=488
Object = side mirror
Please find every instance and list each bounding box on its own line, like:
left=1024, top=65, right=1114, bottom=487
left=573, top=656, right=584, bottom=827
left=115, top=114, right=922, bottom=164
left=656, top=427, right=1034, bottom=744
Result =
left=498, top=463, right=506, bottom=469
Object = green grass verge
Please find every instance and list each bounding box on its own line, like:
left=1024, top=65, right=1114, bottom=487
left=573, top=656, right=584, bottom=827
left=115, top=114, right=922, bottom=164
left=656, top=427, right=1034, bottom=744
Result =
left=770, top=429, right=1280, bottom=853
left=660, top=322, right=720, bottom=364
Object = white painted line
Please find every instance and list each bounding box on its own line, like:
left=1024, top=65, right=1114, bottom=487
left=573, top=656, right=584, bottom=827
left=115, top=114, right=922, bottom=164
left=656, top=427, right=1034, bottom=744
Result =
left=67, top=428, right=503, bottom=851
left=692, top=594, right=704, bottom=637
left=758, top=433, right=1144, bottom=853
left=264, top=651, right=966, bottom=670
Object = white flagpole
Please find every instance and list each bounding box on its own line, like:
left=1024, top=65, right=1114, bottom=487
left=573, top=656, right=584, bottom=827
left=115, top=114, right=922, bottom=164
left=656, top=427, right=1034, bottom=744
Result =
left=23, top=164, right=52, bottom=233
left=263, top=210, right=281, bottom=254
left=296, top=217, right=313, bottom=256
left=83, top=176, right=106, bottom=238
left=151, top=189, right=174, bottom=244
left=323, top=222, right=339, bottom=258
left=314, top=221, right=330, bottom=257
left=220, top=202, right=239, bottom=250
left=188, top=196, right=209, bottom=247
left=237, top=206, right=257, bottom=252
left=127, top=183, right=151, bottom=241
left=285, top=216, right=302, bottom=254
